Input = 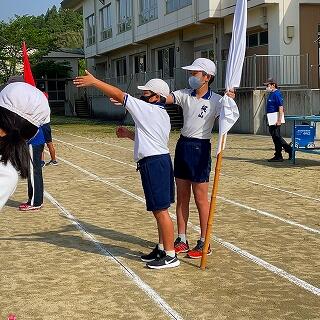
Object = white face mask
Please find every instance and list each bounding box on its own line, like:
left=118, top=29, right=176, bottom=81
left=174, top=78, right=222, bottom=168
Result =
left=266, top=87, right=273, bottom=93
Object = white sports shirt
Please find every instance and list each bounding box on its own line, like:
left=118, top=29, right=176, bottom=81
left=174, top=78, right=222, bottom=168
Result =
left=172, top=89, right=223, bottom=139
left=124, top=94, right=171, bottom=162
left=0, top=160, right=19, bottom=210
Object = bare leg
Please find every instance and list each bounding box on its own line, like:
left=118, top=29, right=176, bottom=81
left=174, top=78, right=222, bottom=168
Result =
left=47, top=142, right=56, bottom=161
left=153, top=209, right=174, bottom=251
left=175, top=178, right=191, bottom=235
left=192, top=182, right=209, bottom=238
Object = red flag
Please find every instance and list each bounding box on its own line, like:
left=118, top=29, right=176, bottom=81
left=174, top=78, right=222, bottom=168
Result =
left=22, top=41, right=36, bottom=87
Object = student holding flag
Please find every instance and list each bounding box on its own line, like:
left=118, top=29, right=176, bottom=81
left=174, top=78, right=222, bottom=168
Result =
left=163, top=58, right=236, bottom=259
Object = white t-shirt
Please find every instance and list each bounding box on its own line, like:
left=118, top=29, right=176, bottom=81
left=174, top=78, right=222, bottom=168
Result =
left=0, top=160, right=19, bottom=210
left=172, top=88, right=223, bottom=139
left=124, top=94, right=171, bottom=162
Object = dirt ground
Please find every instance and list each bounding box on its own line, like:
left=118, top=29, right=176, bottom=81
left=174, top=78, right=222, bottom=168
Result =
left=1, top=117, right=319, bottom=320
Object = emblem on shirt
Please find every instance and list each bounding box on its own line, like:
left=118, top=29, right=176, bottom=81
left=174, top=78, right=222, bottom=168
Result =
left=198, top=105, right=208, bottom=118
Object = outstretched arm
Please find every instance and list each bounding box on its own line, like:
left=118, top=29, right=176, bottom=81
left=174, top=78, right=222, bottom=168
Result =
left=74, top=70, right=125, bottom=105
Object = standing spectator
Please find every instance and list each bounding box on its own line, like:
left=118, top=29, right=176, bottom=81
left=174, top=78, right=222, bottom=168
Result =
left=37, top=84, right=58, bottom=166
left=42, top=122, right=58, bottom=166
left=264, top=78, right=292, bottom=162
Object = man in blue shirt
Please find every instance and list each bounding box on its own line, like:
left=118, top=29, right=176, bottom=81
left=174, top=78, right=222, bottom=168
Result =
left=264, top=78, right=292, bottom=162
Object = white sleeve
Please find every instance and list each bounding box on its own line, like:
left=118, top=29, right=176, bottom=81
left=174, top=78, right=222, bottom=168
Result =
left=0, top=163, right=19, bottom=211
left=123, top=94, right=151, bottom=125
left=171, top=89, right=192, bottom=108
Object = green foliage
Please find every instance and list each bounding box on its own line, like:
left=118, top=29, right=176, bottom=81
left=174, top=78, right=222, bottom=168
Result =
left=32, top=60, right=72, bottom=79
left=0, top=6, right=83, bottom=84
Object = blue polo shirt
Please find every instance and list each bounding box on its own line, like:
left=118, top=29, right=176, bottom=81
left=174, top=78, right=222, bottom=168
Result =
left=28, top=127, right=45, bottom=146
left=266, top=90, right=283, bottom=113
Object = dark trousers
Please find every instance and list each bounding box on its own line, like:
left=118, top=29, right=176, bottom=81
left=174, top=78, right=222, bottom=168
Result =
left=28, top=144, right=44, bottom=206
left=268, top=125, right=291, bottom=158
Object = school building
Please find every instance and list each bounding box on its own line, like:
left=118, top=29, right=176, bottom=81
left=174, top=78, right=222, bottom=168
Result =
left=61, top=0, right=320, bottom=136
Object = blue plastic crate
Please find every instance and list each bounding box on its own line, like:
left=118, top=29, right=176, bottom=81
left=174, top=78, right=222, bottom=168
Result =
left=293, top=125, right=316, bottom=148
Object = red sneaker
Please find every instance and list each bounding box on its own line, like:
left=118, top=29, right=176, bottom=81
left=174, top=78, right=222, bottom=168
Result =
left=187, top=240, right=212, bottom=259
left=19, top=204, right=42, bottom=211
left=174, top=237, right=189, bottom=254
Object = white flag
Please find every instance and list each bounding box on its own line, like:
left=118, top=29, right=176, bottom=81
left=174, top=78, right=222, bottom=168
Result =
left=217, top=0, right=247, bottom=154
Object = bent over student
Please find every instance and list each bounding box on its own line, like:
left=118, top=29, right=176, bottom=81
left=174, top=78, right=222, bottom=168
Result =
left=0, top=82, right=50, bottom=210
left=74, top=71, right=179, bottom=270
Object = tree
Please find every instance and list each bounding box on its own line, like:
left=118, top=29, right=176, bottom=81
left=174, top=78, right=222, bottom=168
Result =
left=0, top=6, right=83, bottom=84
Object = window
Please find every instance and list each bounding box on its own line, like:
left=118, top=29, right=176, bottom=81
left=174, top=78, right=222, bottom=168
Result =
left=86, top=14, right=96, bottom=47
left=115, top=57, right=127, bottom=84
left=166, top=0, right=192, bottom=14
left=117, top=0, right=132, bottom=33
left=100, top=4, right=112, bottom=40
left=139, top=0, right=157, bottom=25
left=134, top=54, right=146, bottom=73
left=248, top=33, right=258, bottom=47
left=200, top=49, right=215, bottom=61
left=259, top=31, right=268, bottom=45
left=157, top=47, right=175, bottom=78
left=247, top=31, right=268, bottom=48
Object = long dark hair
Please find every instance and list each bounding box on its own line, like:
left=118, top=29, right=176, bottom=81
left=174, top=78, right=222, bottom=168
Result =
left=0, top=106, right=38, bottom=178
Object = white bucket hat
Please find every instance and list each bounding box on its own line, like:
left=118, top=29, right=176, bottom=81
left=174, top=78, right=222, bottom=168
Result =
left=0, top=82, right=50, bottom=127
left=182, top=58, right=216, bottom=76
left=137, top=78, right=170, bottom=97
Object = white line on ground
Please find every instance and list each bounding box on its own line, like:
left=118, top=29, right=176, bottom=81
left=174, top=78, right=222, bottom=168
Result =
left=54, top=137, right=319, bottom=234
left=44, top=190, right=184, bottom=320
left=218, top=196, right=320, bottom=235
left=221, top=173, right=320, bottom=203
left=21, top=178, right=122, bottom=185
left=54, top=138, right=136, bottom=168
left=52, top=129, right=133, bottom=151
left=55, top=130, right=320, bottom=203
left=54, top=153, right=320, bottom=297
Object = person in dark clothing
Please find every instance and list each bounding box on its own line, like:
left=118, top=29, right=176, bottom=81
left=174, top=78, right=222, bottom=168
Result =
left=264, top=78, right=292, bottom=162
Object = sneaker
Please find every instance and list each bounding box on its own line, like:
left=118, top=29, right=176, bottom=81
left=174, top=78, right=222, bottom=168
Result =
left=174, top=237, right=189, bottom=254
left=141, top=245, right=165, bottom=262
left=18, top=202, right=30, bottom=210
left=146, top=254, right=180, bottom=269
left=46, top=160, right=58, bottom=166
left=267, top=156, right=283, bottom=162
left=19, top=204, right=42, bottom=211
left=41, top=160, right=46, bottom=168
left=187, top=240, right=212, bottom=259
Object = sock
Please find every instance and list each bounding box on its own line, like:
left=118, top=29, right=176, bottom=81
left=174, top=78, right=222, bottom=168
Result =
left=178, top=234, right=187, bottom=243
left=158, top=243, right=164, bottom=251
left=200, top=237, right=205, bottom=243
left=165, top=250, right=176, bottom=258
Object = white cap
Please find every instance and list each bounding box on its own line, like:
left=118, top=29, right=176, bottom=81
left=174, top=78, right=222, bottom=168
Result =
left=0, top=82, right=50, bottom=127
left=137, top=78, right=170, bottom=97
left=181, top=58, right=216, bottom=76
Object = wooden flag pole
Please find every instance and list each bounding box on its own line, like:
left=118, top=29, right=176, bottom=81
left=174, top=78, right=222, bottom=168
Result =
left=200, top=134, right=226, bottom=270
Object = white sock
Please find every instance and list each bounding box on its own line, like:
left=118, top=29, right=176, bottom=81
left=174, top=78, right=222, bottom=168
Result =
left=178, top=234, right=187, bottom=243
left=166, top=250, right=176, bottom=258
left=200, top=237, right=205, bottom=243
left=158, top=243, right=164, bottom=251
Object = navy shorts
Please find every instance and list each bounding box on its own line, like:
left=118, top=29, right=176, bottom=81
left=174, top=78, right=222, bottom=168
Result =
left=42, top=123, right=52, bottom=143
left=174, top=135, right=211, bottom=183
left=138, top=154, right=175, bottom=212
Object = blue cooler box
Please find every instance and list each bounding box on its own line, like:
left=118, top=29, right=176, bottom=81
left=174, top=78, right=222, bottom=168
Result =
left=293, top=125, right=316, bottom=148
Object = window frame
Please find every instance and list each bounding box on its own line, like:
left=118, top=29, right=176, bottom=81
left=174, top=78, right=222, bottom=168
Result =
left=100, top=3, right=113, bottom=41
left=85, top=14, right=96, bottom=47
